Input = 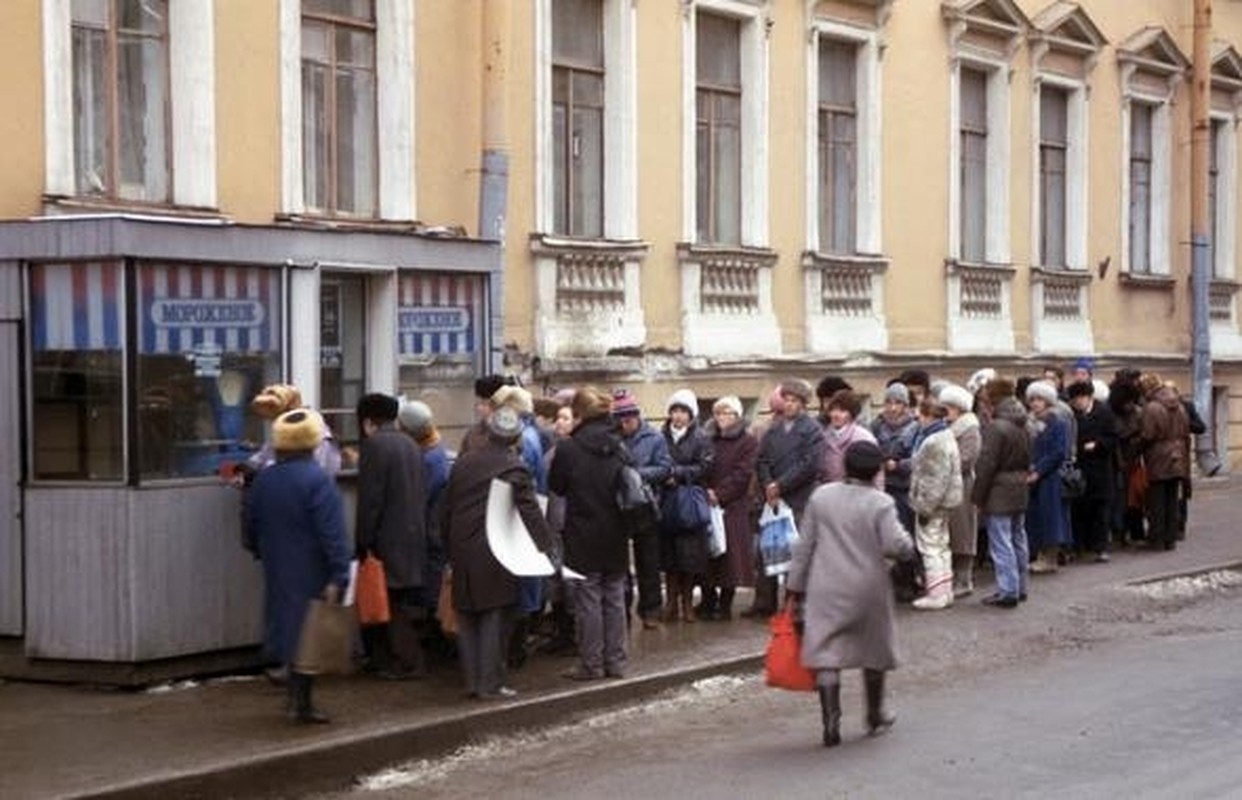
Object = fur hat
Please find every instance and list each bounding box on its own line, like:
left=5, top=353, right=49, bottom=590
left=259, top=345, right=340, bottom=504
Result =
left=939, top=384, right=974, bottom=413
left=272, top=408, right=324, bottom=452
left=767, top=385, right=786, bottom=415
left=983, top=377, right=1016, bottom=407
left=666, top=388, right=698, bottom=417
left=610, top=389, right=641, bottom=418
left=844, top=441, right=884, bottom=482
left=356, top=393, right=399, bottom=423
left=779, top=379, right=813, bottom=405
left=966, top=368, right=997, bottom=395
left=1025, top=380, right=1058, bottom=406
left=816, top=375, right=852, bottom=401
left=713, top=395, right=744, bottom=417
left=397, top=398, right=434, bottom=437
left=883, top=382, right=910, bottom=405
left=491, top=385, right=533, bottom=416
left=573, top=386, right=613, bottom=421
left=251, top=384, right=303, bottom=420
left=474, top=374, right=511, bottom=401
left=487, top=405, right=523, bottom=441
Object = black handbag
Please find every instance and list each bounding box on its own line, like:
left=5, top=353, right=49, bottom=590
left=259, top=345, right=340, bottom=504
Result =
left=1059, top=460, right=1086, bottom=499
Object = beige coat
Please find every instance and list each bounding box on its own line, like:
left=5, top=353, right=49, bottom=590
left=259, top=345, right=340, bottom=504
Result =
left=787, top=482, right=915, bottom=671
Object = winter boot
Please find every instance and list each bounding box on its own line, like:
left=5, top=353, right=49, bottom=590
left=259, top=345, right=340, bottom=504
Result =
left=717, top=588, right=736, bottom=621
left=507, top=615, right=530, bottom=670
left=952, top=556, right=974, bottom=598
left=818, top=683, right=842, bottom=747
left=663, top=574, right=681, bottom=622
left=291, top=672, right=330, bottom=725
left=681, top=578, right=697, bottom=623
left=863, top=669, right=895, bottom=737
left=696, top=585, right=718, bottom=619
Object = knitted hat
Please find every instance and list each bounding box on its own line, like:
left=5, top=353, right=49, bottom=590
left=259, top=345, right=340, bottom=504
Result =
left=884, top=382, right=910, bottom=405
left=844, top=441, right=884, bottom=482
left=610, top=389, right=641, bottom=418
left=397, top=398, right=434, bottom=437
left=487, top=406, right=523, bottom=441
left=779, top=379, right=813, bottom=405
left=1025, top=380, right=1058, bottom=406
left=272, top=408, right=324, bottom=452
left=939, top=384, right=974, bottom=413
left=767, top=385, right=786, bottom=415
left=356, top=393, right=399, bottom=423
left=474, top=374, right=510, bottom=401
left=492, top=385, right=533, bottom=416
left=966, top=368, right=997, bottom=395
left=666, top=388, right=698, bottom=417
left=251, top=384, right=303, bottom=420
left=1073, top=357, right=1096, bottom=376
left=573, top=386, right=613, bottom=421
left=713, top=395, right=744, bottom=417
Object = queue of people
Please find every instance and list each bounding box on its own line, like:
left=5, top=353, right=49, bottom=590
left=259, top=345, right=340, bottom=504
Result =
left=237, top=359, right=1203, bottom=736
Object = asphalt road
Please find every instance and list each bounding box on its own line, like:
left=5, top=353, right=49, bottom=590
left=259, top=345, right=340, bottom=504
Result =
left=327, top=582, right=1242, bottom=800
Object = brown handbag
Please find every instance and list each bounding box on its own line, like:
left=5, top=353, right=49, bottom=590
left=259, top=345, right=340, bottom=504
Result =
left=294, top=598, right=356, bottom=676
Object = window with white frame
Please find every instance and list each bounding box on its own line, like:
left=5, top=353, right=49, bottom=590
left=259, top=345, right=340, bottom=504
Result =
left=552, top=0, right=605, bottom=238
left=1039, top=86, right=1069, bottom=268
left=818, top=38, right=857, bottom=256
left=302, top=0, right=378, bottom=217
left=695, top=13, right=742, bottom=246
left=1128, top=102, right=1154, bottom=275
left=71, top=0, right=170, bottom=202
left=959, top=67, right=988, bottom=264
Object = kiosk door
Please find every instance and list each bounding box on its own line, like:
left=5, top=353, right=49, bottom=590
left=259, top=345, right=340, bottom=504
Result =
left=0, top=322, right=21, bottom=635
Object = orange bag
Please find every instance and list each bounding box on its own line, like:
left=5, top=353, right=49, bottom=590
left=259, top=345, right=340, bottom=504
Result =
left=355, top=556, right=391, bottom=626
left=437, top=567, right=458, bottom=637
left=764, top=606, right=816, bottom=692
left=1127, top=460, right=1149, bottom=510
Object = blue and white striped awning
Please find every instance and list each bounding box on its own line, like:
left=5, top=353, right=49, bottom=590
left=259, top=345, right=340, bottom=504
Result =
left=397, top=273, right=484, bottom=359
left=140, top=264, right=281, bottom=354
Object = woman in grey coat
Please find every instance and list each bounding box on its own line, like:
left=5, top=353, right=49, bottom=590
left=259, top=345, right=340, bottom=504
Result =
left=786, top=442, right=916, bottom=747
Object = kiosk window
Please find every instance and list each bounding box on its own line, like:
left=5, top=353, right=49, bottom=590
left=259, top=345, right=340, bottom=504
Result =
left=319, top=274, right=367, bottom=453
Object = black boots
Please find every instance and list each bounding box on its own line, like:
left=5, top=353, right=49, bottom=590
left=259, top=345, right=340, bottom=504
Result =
left=818, top=683, right=842, bottom=747
left=717, top=588, right=735, bottom=621
left=287, top=671, right=330, bottom=725
left=864, top=669, right=895, bottom=736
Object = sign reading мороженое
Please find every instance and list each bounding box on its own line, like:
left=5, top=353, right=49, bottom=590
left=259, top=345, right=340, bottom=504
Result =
left=150, top=299, right=267, bottom=328
left=397, top=306, right=470, bottom=335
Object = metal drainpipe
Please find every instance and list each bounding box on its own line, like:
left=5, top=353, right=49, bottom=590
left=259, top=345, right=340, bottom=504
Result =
left=480, top=0, right=510, bottom=375
left=1191, top=0, right=1222, bottom=475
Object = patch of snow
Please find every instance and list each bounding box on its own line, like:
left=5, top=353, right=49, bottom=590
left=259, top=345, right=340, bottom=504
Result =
left=1128, top=569, right=1242, bottom=600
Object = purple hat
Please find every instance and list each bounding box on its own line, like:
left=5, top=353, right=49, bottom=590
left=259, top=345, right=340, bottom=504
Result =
left=610, top=389, right=641, bottom=418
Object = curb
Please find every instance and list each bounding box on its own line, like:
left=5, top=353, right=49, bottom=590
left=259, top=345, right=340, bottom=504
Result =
left=1123, top=560, right=1242, bottom=586
left=76, top=652, right=765, bottom=800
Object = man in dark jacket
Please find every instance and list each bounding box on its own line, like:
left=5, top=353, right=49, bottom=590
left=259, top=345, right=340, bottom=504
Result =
left=748, top=379, right=824, bottom=617
left=973, top=396, right=1031, bottom=608
left=1067, top=381, right=1118, bottom=562
left=549, top=387, right=633, bottom=680
left=356, top=393, right=429, bottom=679
left=612, top=389, right=672, bottom=629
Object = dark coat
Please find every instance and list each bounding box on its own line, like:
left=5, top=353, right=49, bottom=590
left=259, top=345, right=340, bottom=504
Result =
left=623, top=419, right=673, bottom=486
left=443, top=438, right=552, bottom=613
left=660, top=421, right=714, bottom=573
left=548, top=416, right=631, bottom=574
left=1141, top=387, right=1191, bottom=482
left=705, top=421, right=759, bottom=588
left=1026, top=412, right=1071, bottom=551
left=1074, top=399, right=1118, bottom=501
left=871, top=413, right=917, bottom=494
left=247, top=456, right=351, bottom=665
left=972, top=398, right=1030, bottom=515
left=356, top=424, right=427, bottom=589
left=756, top=413, right=825, bottom=518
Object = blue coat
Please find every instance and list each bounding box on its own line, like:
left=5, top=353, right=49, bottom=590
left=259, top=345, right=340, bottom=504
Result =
left=246, top=456, right=351, bottom=665
left=1026, top=414, right=1071, bottom=551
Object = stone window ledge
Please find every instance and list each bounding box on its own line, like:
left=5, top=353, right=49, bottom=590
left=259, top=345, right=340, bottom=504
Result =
left=1031, top=265, right=1093, bottom=284
left=676, top=242, right=778, bottom=266
left=43, top=195, right=224, bottom=220
left=944, top=258, right=1016, bottom=277
left=530, top=233, right=650, bottom=259
left=802, top=251, right=889, bottom=274
left=1119, top=271, right=1176, bottom=289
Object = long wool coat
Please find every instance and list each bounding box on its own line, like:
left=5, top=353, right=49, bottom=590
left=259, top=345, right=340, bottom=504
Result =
left=246, top=456, right=351, bottom=665
left=1026, top=413, right=1071, bottom=551
left=660, top=421, right=714, bottom=573
left=948, top=412, right=982, bottom=555
left=756, top=413, right=825, bottom=519
left=356, top=424, right=427, bottom=589
left=787, top=482, right=915, bottom=671
left=442, top=437, right=552, bottom=613
left=705, top=420, right=759, bottom=587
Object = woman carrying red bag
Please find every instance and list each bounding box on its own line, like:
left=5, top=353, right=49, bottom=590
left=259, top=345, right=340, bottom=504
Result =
left=785, top=441, right=916, bottom=747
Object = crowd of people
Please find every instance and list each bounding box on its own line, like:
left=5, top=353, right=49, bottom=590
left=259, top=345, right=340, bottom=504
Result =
left=238, top=357, right=1204, bottom=729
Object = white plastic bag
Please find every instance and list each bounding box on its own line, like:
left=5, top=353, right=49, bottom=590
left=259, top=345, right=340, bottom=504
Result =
left=758, top=500, right=799, bottom=576
left=708, top=505, right=728, bottom=559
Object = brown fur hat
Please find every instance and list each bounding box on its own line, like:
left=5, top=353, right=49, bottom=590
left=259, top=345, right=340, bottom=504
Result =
left=271, top=408, right=324, bottom=452
left=252, top=384, right=303, bottom=420
left=982, top=377, right=1016, bottom=408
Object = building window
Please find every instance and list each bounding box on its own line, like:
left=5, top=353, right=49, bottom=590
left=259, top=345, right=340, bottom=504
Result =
left=818, top=39, right=857, bottom=256
left=302, top=0, right=378, bottom=217
left=28, top=263, right=126, bottom=481
left=1040, top=86, right=1069, bottom=268
left=319, top=274, right=368, bottom=448
left=960, top=67, right=988, bottom=264
left=135, top=264, right=283, bottom=480
left=695, top=13, right=742, bottom=246
left=71, top=0, right=170, bottom=202
left=551, top=0, right=605, bottom=238
left=1129, top=103, right=1154, bottom=275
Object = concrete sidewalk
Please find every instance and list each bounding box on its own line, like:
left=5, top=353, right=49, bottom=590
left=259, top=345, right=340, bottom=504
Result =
left=2, top=477, right=1239, bottom=800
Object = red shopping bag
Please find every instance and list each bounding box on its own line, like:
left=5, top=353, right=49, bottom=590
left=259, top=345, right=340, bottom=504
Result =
left=764, top=606, right=816, bottom=692
left=355, top=556, right=391, bottom=626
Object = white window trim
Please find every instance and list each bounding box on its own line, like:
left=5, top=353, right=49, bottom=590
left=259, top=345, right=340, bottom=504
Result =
left=534, top=0, right=638, bottom=239
left=681, top=0, right=770, bottom=247
left=948, top=55, right=1012, bottom=265
left=1031, top=75, right=1088, bottom=271
left=1211, top=111, right=1237, bottom=281
left=1119, top=88, right=1174, bottom=277
left=805, top=19, right=882, bottom=256
left=280, top=0, right=416, bottom=220
left=42, top=0, right=217, bottom=207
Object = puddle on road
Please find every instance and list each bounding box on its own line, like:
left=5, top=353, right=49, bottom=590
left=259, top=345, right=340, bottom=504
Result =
left=1124, top=568, right=1242, bottom=601
left=354, top=674, right=756, bottom=793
